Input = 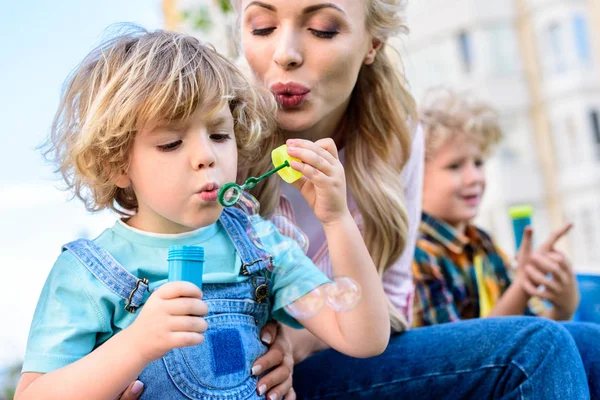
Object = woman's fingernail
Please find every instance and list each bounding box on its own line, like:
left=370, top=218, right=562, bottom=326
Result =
left=132, top=380, right=144, bottom=394
left=269, top=393, right=280, bottom=400
left=252, top=364, right=263, bottom=376
left=261, top=332, right=272, bottom=344
left=258, top=384, right=267, bottom=396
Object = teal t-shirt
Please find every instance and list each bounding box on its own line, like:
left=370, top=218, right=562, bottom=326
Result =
left=22, top=218, right=330, bottom=374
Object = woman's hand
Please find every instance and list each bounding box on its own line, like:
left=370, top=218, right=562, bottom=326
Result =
left=285, top=138, right=350, bottom=225
left=116, top=380, right=145, bottom=399
left=252, top=322, right=296, bottom=400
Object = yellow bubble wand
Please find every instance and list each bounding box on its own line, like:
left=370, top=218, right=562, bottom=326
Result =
left=218, top=145, right=303, bottom=207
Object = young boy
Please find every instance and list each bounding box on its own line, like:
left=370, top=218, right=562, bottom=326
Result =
left=15, top=27, right=390, bottom=400
left=411, top=87, right=580, bottom=326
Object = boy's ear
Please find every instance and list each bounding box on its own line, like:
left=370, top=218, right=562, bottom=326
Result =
left=364, top=39, right=383, bottom=65
left=114, top=171, right=131, bottom=188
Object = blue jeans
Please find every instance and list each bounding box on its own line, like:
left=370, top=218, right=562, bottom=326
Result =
left=562, top=322, right=600, bottom=399
left=294, top=317, right=591, bottom=399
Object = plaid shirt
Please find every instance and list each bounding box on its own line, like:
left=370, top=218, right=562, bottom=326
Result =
left=412, top=213, right=541, bottom=327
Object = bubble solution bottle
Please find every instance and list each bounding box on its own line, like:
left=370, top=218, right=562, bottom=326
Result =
left=167, top=245, right=205, bottom=289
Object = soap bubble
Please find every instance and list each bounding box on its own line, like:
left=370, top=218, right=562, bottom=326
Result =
left=236, top=192, right=261, bottom=216
left=270, top=215, right=309, bottom=254
left=284, top=285, right=325, bottom=320
left=324, top=276, right=362, bottom=312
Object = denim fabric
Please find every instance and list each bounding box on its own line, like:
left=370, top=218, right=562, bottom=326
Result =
left=294, top=317, right=590, bottom=400
left=561, top=322, right=600, bottom=399
left=64, top=208, right=272, bottom=400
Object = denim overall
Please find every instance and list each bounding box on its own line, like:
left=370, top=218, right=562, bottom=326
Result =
left=63, top=208, right=274, bottom=400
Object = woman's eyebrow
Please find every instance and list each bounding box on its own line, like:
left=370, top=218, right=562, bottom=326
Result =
left=245, top=1, right=346, bottom=15
left=303, top=3, right=346, bottom=15
left=245, top=1, right=276, bottom=12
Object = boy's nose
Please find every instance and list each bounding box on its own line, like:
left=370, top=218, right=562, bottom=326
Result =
left=464, top=164, right=484, bottom=185
left=191, top=141, right=216, bottom=170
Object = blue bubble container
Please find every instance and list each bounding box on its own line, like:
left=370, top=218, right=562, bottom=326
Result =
left=168, top=245, right=205, bottom=290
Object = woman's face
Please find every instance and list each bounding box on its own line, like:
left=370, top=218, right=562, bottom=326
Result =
left=240, top=0, right=379, bottom=139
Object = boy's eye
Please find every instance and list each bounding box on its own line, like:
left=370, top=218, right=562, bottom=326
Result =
left=475, top=159, right=485, bottom=167
left=447, top=163, right=461, bottom=170
left=210, top=133, right=232, bottom=142
left=251, top=27, right=276, bottom=36
left=157, top=140, right=182, bottom=152
left=309, top=29, right=339, bottom=39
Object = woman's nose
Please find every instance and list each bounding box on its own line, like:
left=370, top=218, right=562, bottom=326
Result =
left=273, top=26, right=303, bottom=69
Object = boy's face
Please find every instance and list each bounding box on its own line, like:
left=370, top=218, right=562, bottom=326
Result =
left=422, top=135, right=486, bottom=230
left=117, top=104, right=238, bottom=234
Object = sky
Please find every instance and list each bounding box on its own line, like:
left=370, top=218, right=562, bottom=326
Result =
left=0, top=0, right=163, bottom=368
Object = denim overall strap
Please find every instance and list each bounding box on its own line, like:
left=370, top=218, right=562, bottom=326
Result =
left=62, top=239, right=149, bottom=313
left=220, top=208, right=272, bottom=275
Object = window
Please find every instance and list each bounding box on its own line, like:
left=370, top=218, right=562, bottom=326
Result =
left=590, top=110, right=600, bottom=159
left=566, top=117, right=579, bottom=166
left=488, top=24, right=518, bottom=75
left=573, top=15, right=592, bottom=65
left=547, top=22, right=565, bottom=73
left=457, top=30, right=473, bottom=74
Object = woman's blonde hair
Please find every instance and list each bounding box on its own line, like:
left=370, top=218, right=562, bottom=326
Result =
left=44, top=25, right=277, bottom=215
left=419, top=87, right=503, bottom=160
left=233, top=0, right=417, bottom=332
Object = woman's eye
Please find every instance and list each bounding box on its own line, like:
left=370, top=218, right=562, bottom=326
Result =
left=157, top=140, right=182, bottom=152
left=309, top=29, right=339, bottom=39
left=251, top=27, right=276, bottom=36
left=210, top=133, right=232, bottom=142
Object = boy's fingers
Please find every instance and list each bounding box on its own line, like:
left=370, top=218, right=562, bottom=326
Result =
left=167, top=298, right=208, bottom=316
left=540, top=223, right=573, bottom=252
left=547, top=251, right=574, bottom=275
left=529, top=253, right=568, bottom=286
left=517, top=227, right=533, bottom=263
left=170, top=316, right=208, bottom=333
left=525, top=264, right=561, bottom=294
left=158, top=281, right=203, bottom=300
left=521, top=277, right=552, bottom=300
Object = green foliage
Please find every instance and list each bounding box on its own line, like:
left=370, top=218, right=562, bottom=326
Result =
left=217, top=0, right=233, bottom=14
left=1, top=362, right=21, bottom=400
left=182, top=6, right=213, bottom=32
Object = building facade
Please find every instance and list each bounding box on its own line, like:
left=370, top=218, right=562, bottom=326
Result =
left=400, top=0, right=600, bottom=273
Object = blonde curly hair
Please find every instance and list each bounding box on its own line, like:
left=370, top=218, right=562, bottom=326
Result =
left=419, top=87, right=503, bottom=160
left=44, top=25, right=277, bottom=215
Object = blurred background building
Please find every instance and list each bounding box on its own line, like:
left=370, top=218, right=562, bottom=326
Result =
left=400, top=0, right=600, bottom=273
left=163, top=0, right=600, bottom=273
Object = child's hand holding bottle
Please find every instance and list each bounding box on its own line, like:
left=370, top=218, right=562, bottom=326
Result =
left=284, top=138, right=349, bottom=226
left=125, top=281, right=208, bottom=363
left=514, top=224, right=579, bottom=320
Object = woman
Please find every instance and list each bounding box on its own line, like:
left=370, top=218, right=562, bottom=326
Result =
left=235, top=1, right=590, bottom=399
left=121, top=0, right=590, bottom=398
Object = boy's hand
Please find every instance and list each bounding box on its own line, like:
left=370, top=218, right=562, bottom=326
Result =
left=515, top=224, right=579, bottom=319
left=126, top=281, right=208, bottom=363
left=285, top=138, right=350, bottom=225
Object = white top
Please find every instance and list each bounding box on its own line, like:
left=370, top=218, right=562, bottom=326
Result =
left=276, top=126, right=424, bottom=325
